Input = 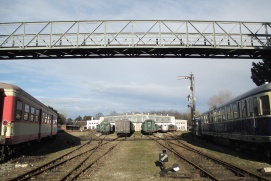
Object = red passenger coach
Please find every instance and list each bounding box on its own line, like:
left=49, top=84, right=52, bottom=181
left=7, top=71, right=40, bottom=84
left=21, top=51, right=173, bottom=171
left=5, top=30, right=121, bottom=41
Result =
left=0, top=82, right=58, bottom=162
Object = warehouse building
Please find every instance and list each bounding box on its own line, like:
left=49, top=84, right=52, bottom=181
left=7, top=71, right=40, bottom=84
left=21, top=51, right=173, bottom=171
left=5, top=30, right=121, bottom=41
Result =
left=98, top=113, right=187, bottom=131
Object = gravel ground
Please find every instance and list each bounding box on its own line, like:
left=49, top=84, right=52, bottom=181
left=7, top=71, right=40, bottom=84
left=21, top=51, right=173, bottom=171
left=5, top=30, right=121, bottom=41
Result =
left=1, top=130, right=271, bottom=181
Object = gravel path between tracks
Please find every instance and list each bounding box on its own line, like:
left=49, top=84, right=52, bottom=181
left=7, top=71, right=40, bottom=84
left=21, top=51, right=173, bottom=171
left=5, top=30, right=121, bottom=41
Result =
left=1, top=130, right=271, bottom=181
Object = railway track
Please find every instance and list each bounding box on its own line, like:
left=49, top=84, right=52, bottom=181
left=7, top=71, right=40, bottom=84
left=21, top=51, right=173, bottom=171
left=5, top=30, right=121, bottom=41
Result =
left=150, top=133, right=269, bottom=181
left=8, top=135, right=120, bottom=181
left=90, top=137, right=177, bottom=141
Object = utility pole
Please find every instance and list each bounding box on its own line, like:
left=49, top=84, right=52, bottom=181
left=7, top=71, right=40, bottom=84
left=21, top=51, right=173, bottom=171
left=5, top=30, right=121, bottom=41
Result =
left=177, top=73, right=196, bottom=131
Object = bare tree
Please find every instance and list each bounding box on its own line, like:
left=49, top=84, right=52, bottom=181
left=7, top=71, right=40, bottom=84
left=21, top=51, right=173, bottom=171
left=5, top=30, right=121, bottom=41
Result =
left=58, top=113, right=67, bottom=124
left=95, top=112, right=104, bottom=119
left=208, top=89, right=234, bottom=108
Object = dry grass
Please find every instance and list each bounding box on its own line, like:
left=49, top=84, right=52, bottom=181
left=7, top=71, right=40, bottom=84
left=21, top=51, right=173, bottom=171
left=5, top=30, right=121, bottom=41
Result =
left=92, top=140, right=181, bottom=181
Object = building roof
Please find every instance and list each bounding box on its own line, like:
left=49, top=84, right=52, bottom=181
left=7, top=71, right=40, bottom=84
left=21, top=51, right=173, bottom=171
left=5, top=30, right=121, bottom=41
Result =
left=101, top=113, right=174, bottom=123
left=74, top=121, right=87, bottom=126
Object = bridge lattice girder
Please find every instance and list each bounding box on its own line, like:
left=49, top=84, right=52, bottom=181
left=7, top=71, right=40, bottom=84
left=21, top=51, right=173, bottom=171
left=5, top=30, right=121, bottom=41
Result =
left=0, top=20, right=270, bottom=59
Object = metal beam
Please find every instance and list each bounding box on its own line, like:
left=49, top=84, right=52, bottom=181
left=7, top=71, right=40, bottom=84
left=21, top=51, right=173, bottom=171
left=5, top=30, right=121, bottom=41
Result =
left=0, top=20, right=270, bottom=60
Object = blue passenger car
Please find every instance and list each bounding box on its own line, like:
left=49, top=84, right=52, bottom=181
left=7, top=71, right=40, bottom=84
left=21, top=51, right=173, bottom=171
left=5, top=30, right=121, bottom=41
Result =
left=199, top=83, right=271, bottom=159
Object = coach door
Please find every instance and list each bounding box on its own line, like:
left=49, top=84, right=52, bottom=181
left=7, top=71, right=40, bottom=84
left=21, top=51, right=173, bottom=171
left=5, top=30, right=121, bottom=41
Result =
left=0, top=89, right=4, bottom=135
left=38, top=109, right=42, bottom=141
left=50, top=115, right=53, bottom=137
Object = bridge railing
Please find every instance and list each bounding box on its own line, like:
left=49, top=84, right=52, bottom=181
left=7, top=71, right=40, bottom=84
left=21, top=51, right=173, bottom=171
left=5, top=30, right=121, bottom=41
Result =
left=1, top=20, right=270, bottom=50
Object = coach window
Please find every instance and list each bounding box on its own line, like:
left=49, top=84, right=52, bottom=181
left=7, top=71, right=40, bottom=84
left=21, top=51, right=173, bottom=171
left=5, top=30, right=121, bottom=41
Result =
left=209, top=112, right=213, bottom=123
left=222, top=108, right=226, bottom=121
left=202, top=114, right=206, bottom=123
left=54, top=117, right=57, bottom=124
left=46, top=114, right=49, bottom=124
left=44, top=114, right=47, bottom=124
left=218, top=109, right=222, bottom=122
left=47, top=115, right=50, bottom=124
left=227, top=106, right=232, bottom=120
left=205, top=113, right=209, bottom=123
left=248, top=98, right=253, bottom=117
left=213, top=111, right=218, bottom=122
left=42, top=113, right=45, bottom=123
left=205, top=114, right=208, bottom=123
left=16, top=101, right=23, bottom=120
left=238, top=102, right=242, bottom=119
left=36, top=109, right=39, bottom=122
left=49, top=115, right=52, bottom=124
left=46, top=114, right=48, bottom=123
left=233, top=103, right=238, bottom=119
left=260, top=95, right=270, bottom=115
left=45, top=114, right=48, bottom=123
left=30, top=107, right=35, bottom=122
left=24, top=104, right=30, bottom=121
left=253, top=97, right=259, bottom=116
left=242, top=100, right=248, bottom=118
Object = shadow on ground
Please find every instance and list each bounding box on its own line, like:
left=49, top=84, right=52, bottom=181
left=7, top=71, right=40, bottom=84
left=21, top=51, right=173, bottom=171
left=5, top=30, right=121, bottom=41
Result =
left=9, top=131, right=87, bottom=163
left=172, top=131, right=269, bottom=164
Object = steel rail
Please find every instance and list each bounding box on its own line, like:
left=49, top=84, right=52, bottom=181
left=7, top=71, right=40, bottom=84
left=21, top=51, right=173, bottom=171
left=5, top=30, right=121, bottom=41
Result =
left=58, top=137, right=117, bottom=180
left=8, top=140, right=92, bottom=181
left=148, top=135, right=219, bottom=180
left=152, top=133, right=270, bottom=181
left=168, top=140, right=269, bottom=181
left=67, top=141, right=121, bottom=180
left=8, top=133, right=107, bottom=181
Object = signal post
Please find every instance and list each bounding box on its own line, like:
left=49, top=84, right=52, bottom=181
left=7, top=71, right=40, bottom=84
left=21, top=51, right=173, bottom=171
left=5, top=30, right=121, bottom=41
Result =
left=178, top=73, right=196, bottom=135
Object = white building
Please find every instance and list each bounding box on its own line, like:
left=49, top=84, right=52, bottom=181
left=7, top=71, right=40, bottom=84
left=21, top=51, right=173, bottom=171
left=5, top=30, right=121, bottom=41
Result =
left=175, top=119, right=188, bottom=131
left=99, top=113, right=185, bottom=131
left=86, top=119, right=100, bottom=130
left=86, top=114, right=187, bottom=131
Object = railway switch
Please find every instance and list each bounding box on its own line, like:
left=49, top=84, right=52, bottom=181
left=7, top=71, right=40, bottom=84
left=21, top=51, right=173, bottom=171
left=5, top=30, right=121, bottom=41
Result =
left=157, top=150, right=180, bottom=178
left=159, top=150, right=168, bottom=162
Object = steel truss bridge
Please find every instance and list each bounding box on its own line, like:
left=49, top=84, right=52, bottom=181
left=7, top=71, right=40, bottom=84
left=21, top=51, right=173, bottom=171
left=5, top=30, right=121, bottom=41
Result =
left=0, top=20, right=270, bottom=60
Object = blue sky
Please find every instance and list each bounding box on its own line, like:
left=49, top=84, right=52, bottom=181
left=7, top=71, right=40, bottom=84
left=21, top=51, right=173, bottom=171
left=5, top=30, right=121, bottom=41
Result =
left=0, top=0, right=270, bottom=119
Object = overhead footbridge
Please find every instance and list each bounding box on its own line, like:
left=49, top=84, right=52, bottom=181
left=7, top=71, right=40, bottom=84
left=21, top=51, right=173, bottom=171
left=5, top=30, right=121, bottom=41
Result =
left=0, top=20, right=270, bottom=60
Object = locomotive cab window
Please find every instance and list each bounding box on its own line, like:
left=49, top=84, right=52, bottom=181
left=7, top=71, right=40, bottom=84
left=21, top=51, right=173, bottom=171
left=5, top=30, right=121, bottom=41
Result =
left=260, top=95, right=270, bottom=115
left=24, top=104, right=30, bottom=121
left=15, top=100, right=23, bottom=120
